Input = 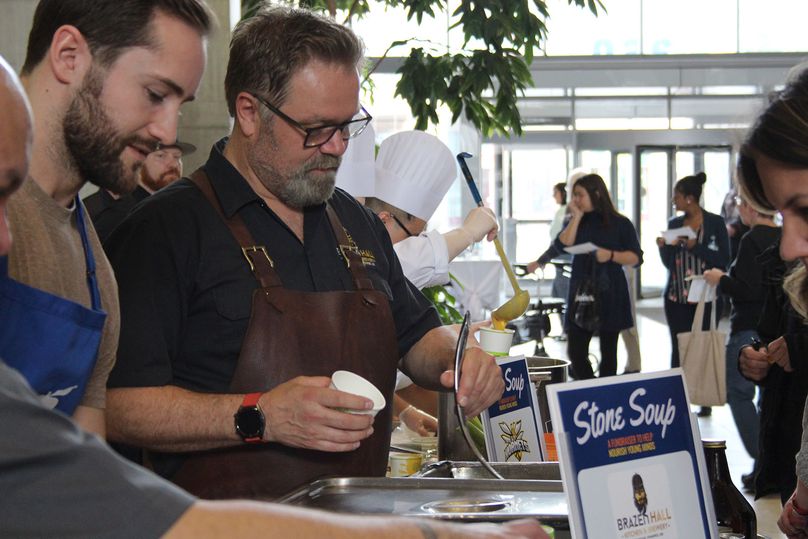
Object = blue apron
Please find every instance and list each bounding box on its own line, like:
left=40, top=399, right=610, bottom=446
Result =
left=0, top=197, right=106, bottom=414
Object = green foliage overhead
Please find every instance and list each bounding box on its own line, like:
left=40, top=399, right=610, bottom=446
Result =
left=241, top=0, right=605, bottom=137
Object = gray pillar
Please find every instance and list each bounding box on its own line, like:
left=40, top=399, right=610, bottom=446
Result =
left=0, top=1, right=37, bottom=71
left=178, top=0, right=234, bottom=172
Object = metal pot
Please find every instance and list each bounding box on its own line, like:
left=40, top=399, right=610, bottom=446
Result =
left=526, top=356, right=570, bottom=434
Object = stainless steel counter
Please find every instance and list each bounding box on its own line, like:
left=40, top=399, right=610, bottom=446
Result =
left=279, top=476, right=569, bottom=533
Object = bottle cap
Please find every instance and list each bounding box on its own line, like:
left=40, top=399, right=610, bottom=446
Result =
left=702, top=439, right=726, bottom=449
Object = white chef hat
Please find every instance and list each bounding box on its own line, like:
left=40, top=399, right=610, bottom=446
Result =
left=374, top=130, right=456, bottom=221
left=335, top=123, right=376, bottom=198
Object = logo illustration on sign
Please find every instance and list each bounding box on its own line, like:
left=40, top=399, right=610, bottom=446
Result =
left=499, top=420, right=531, bottom=461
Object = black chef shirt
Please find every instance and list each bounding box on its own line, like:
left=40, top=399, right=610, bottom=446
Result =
left=106, top=138, right=441, bottom=393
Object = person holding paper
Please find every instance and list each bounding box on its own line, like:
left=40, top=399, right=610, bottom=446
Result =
left=555, top=174, right=642, bottom=379
left=657, top=172, right=730, bottom=383
left=734, top=66, right=808, bottom=537
left=703, top=193, right=779, bottom=479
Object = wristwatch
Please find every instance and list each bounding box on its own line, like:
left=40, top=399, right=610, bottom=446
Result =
left=234, top=392, right=265, bottom=443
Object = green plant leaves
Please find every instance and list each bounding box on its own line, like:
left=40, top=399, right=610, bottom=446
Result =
left=239, top=0, right=605, bottom=136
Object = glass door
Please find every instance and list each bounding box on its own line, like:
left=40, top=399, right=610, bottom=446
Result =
left=636, top=148, right=673, bottom=297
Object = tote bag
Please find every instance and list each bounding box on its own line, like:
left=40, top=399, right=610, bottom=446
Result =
left=677, top=285, right=726, bottom=406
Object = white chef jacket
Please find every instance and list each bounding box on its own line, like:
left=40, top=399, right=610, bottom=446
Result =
left=393, top=229, right=450, bottom=289
left=394, top=229, right=450, bottom=391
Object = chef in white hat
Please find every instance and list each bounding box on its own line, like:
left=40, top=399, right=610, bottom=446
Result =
left=367, top=130, right=498, bottom=289
left=334, top=123, right=375, bottom=204
left=365, top=130, right=498, bottom=435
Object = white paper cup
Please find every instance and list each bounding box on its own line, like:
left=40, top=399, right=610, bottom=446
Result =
left=330, top=370, right=386, bottom=416
left=479, top=327, right=515, bottom=356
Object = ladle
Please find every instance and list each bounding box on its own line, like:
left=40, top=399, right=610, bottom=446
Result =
left=454, top=312, right=504, bottom=480
left=456, top=152, right=530, bottom=325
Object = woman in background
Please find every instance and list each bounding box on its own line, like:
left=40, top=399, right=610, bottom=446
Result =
left=735, top=66, right=808, bottom=536
left=555, top=174, right=642, bottom=379
left=658, top=173, right=729, bottom=416
left=658, top=175, right=730, bottom=357
left=528, top=182, right=570, bottom=300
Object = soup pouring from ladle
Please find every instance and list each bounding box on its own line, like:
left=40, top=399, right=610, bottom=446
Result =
left=456, top=152, right=530, bottom=328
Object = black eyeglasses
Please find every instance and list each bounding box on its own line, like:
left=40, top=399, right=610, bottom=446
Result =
left=251, top=93, right=372, bottom=149
left=391, top=213, right=416, bottom=238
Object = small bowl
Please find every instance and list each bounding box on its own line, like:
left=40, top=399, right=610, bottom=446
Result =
left=330, top=370, right=386, bottom=416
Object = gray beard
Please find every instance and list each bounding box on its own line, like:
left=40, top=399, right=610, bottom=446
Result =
left=246, top=128, right=340, bottom=208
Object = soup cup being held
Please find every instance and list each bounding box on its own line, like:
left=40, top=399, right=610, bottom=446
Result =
left=330, top=370, right=386, bottom=417
left=478, top=326, right=515, bottom=357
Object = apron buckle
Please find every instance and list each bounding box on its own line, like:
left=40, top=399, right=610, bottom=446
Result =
left=242, top=246, right=274, bottom=273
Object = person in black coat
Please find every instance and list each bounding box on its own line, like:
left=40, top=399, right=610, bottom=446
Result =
left=738, top=243, right=808, bottom=503
left=555, top=174, right=643, bottom=379
left=704, top=196, right=780, bottom=469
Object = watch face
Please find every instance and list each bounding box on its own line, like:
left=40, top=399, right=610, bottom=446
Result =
left=236, top=406, right=264, bottom=439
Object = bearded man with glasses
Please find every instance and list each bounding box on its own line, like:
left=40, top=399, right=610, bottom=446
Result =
left=104, top=5, right=504, bottom=500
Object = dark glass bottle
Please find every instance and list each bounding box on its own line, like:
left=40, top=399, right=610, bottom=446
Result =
left=702, top=439, right=757, bottom=538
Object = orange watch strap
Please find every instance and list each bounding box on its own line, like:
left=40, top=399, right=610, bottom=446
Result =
left=242, top=392, right=262, bottom=408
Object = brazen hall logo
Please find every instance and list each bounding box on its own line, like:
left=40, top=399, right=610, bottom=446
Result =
left=499, top=420, right=531, bottom=461
left=615, top=472, right=673, bottom=534
left=338, top=230, right=377, bottom=268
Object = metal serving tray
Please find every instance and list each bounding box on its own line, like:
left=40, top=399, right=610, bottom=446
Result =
left=278, top=476, right=568, bottom=529
left=413, top=460, right=562, bottom=481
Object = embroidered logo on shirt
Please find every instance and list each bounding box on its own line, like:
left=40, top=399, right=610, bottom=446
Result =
left=339, top=229, right=377, bottom=267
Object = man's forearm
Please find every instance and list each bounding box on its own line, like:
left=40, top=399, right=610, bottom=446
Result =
left=400, top=326, right=456, bottom=390
left=166, top=500, right=519, bottom=539
left=106, top=386, right=245, bottom=452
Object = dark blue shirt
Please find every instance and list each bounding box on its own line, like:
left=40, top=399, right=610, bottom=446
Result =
left=554, top=212, right=643, bottom=332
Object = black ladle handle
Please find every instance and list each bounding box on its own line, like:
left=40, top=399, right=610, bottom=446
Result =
left=456, top=152, right=484, bottom=207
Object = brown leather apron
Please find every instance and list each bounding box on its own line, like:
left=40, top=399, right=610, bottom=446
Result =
left=171, top=169, right=399, bottom=500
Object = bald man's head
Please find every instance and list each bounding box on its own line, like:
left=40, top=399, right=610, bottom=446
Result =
left=0, top=56, right=33, bottom=255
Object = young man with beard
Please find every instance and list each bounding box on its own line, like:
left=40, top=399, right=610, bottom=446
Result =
left=0, top=0, right=210, bottom=437
left=104, top=5, right=504, bottom=500
left=83, top=139, right=196, bottom=242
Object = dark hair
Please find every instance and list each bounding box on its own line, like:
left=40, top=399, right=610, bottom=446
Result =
left=674, top=172, right=707, bottom=202
left=573, top=173, right=619, bottom=225
left=21, top=0, right=213, bottom=75
left=739, top=68, right=808, bottom=211
left=553, top=182, right=567, bottom=205
left=225, top=5, right=364, bottom=117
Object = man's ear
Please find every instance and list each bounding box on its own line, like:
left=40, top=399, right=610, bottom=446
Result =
left=48, top=25, right=92, bottom=85
left=377, top=210, right=391, bottom=224
left=234, top=92, right=261, bottom=139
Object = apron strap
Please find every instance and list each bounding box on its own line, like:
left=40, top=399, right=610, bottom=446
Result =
left=189, top=167, right=375, bottom=292
left=189, top=168, right=281, bottom=289
left=324, top=205, right=375, bottom=291
left=74, top=197, right=103, bottom=311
